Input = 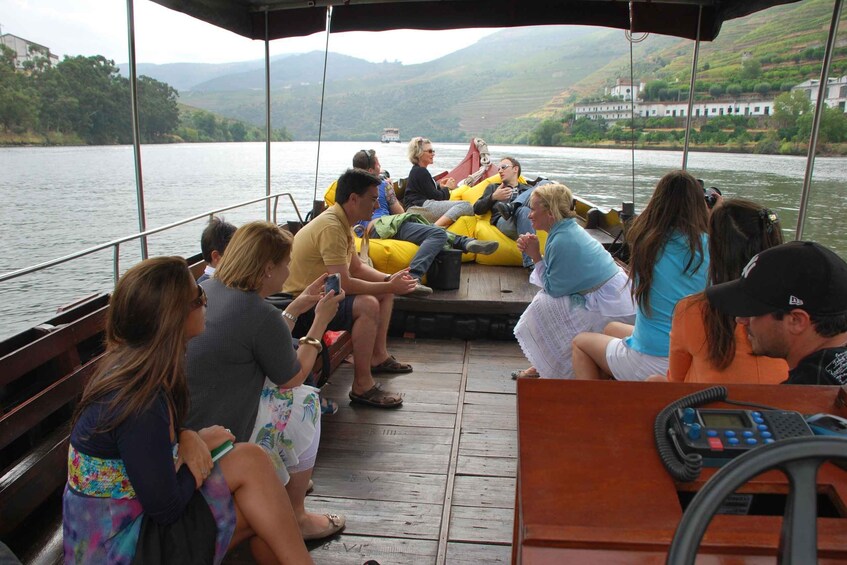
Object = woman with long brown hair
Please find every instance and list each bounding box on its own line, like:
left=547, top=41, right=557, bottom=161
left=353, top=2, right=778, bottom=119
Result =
left=650, top=199, right=788, bottom=383
left=186, top=221, right=346, bottom=541
left=63, top=257, right=314, bottom=564
left=572, top=170, right=710, bottom=380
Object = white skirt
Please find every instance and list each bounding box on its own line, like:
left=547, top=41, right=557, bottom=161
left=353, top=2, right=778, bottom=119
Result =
left=514, top=269, right=635, bottom=379
left=250, top=380, right=321, bottom=485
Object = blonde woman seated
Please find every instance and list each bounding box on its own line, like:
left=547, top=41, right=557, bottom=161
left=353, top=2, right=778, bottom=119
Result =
left=402, top=136, right=473, bottom=227
left=647, top=199, right=788, bottom=384
left=186, top=221, right=346, bottom=541
left=63, top=257, right=313, bottom=564
left=512, top=183, right=635, bottom=379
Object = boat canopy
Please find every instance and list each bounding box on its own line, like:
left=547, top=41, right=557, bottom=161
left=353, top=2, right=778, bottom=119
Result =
left=151, top=0, right=801, bottom=42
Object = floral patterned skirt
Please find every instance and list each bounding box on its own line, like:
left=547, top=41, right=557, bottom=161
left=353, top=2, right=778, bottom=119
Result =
left=250, top=381, right=321, bottom=484
left=63, top=448, right=236, bottom=565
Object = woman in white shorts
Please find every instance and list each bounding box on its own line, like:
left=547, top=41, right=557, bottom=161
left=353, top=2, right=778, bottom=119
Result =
left=512, top=183, right=635, bottom=379
left=572, top=170, right=711, bottom=381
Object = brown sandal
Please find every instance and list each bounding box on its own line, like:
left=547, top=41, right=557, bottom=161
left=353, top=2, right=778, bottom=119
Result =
left=511, top=368, right=540, bottom=380
left=349, top=383, right=403, bottom=408
left=371, top=355, right=413, bottom=374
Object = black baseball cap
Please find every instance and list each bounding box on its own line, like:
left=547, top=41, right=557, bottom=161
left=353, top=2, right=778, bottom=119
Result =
left=706, top=241, right=847, bottom=317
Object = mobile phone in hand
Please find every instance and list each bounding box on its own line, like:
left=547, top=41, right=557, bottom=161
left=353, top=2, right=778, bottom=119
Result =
left=324, top=273, right=340, bottom=295
left=211, top=440, right=234, bottom=463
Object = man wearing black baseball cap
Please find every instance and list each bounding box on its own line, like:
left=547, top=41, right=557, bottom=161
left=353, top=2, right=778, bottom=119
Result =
left=705, top=241, right=847, bottom=386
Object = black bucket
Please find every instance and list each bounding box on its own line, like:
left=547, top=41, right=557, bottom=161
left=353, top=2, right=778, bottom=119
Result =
left=426, top=249, right=462, bottom=290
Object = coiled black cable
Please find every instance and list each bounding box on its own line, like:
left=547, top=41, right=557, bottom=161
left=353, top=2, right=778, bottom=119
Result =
left=653, top=386, right=728, bottom=482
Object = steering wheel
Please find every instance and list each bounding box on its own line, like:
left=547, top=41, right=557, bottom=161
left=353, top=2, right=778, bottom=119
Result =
left=666, top=436, right=847, bottom=565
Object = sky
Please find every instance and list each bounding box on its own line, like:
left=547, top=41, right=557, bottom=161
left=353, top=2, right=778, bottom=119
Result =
left=2, top=0, right=499, bottom=65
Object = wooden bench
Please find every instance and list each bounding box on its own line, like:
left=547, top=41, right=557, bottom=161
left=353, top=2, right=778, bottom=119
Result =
left=0, top=293, right=109, bottom=563
left=0, top=254, right=351, bottom=563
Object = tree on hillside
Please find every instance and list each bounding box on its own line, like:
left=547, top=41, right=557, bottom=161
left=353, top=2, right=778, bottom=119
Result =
left=643, top=80, right=669, bottom=101
left=740, top=58, right=762, bottom=80
left=35, top=56, right=129, bottom=144
left=773, top=90, right=812, bottom=140
left=138, top=76, right=179, bottom=141
left=797, top=105, right=847, bottom=143
left=0, top=46, right=38, bottom=132
left=530, top=119, right=563, bottom=146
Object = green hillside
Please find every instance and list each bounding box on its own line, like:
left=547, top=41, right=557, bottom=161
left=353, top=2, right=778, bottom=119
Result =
left=169, top=0, right=845, bottom=142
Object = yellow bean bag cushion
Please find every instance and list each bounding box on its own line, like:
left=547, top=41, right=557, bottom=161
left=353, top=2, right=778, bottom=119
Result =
left=324, top=181, right=338, bottom=207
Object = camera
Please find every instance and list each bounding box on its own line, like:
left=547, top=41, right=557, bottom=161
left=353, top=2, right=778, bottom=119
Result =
left=324, top=273, right=340, bottom=295
left=704, top=186, right=722, bottom=209
left=696, top=179, right=722, bottom=209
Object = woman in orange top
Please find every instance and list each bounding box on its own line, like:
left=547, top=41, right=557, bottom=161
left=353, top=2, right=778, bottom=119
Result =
left=649, top=199, right=789, bottom=384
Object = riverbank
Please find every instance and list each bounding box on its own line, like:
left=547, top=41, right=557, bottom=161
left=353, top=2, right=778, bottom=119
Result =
left=5, top=131, right=847, bottom=156
left=555, top=138, right=847, bottom=157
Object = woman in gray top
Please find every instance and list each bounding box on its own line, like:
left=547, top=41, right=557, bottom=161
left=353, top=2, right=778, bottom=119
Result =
left=186, top=221, right=346, bottom=541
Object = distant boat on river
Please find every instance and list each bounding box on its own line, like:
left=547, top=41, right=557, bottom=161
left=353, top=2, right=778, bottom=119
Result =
left=381, top=127, right=400, bottom=143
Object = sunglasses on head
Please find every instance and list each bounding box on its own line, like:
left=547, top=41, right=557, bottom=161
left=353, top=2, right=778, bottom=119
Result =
left=190, top=285, right=207, bottom=310
left=359, top=149, right=373, bottom=169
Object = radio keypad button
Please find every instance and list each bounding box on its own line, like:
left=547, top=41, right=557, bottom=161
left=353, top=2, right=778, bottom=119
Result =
left=727, top=437, right=740, bottom=445
left=764, top=438, right=776, bottom=444
left=745, top=438, right=758, bottom=445
left=757, top=424, right=768, bottom=431
left=742, top=431, right=754, bottom=438
left=761, top=431, right=773, bottom=439
left=707, top=437, right=723, bottom=450
left=706, top=430, right=718, bottom=437
left=724, top=430, right=736, bottom=437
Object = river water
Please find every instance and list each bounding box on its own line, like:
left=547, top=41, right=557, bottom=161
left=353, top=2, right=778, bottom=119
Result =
left=1, top=141, right=846, bottom=340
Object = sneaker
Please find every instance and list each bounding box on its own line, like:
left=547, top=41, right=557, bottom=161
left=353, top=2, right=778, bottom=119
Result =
left=408, top=283, right=433, bottom=297
left=493, top=201, right=512, bottom=220
left=466, top=239, right=499, bottom=255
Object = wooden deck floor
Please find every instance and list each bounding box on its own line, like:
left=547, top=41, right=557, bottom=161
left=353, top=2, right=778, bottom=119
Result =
left=308, top=338, right=521, bottom=564
left=227, top=337, right=524, bottom=564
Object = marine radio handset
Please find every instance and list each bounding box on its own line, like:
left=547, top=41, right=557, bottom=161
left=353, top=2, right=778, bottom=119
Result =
left=654, top=386, right=813, bottom=482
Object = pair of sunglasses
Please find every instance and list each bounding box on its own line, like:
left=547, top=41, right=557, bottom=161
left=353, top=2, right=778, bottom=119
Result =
left=190, top=285, right=207, bottom=310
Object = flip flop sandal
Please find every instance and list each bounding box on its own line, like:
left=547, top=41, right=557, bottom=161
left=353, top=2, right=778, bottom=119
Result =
left=320, top=398, right=338, bottom=415
left=511, top=368, right=540, bottom=380
left=302, top=513, right=346, bottom=541
left=371, top=355, right=413, bottom=374
left=348, top=383, right=403, bottom=408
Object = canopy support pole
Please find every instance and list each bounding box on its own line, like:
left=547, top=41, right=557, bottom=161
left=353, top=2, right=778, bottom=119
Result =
left=313, top=7, right=332, bottom=203
left=265, top=10, right=272, bottom=221
left=126, top=0, right=148, bottom=259
left=796, top=0, right=843, bottom=240
left=681, top=5, right=702, bottom=171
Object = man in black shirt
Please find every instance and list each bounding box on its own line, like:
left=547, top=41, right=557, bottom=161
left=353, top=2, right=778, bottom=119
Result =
left=706, top=241, right=847, bottom=385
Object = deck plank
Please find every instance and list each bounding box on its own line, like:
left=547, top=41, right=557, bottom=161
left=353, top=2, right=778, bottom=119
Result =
left=457, top=455, right=516, bottom=478
left=459, top=429, right=518, bottom=458
left=449, top=506, right=514, bottom=544
left=452, top=476, right=516, bottom=509
left=307, top=536, right=438, bottom=564
left=310, top=468, right=446, bottom=504
left=445, top=542, right=512, bottom=564
left=306, top=497, right=442, bottom=540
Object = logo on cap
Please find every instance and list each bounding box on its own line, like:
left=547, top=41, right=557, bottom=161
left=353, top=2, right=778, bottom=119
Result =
left=741, top=255, right=759, bottom=279
left=789, top=295, right=804, bottom=306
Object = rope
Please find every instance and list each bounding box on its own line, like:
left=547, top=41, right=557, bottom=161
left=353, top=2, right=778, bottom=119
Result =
left=313, top=7, right=333, bottom=201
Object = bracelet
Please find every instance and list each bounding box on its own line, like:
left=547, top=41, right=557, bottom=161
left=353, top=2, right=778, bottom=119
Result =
left=383, top=274, right=391, bottom=282
left=298, top=336, right=323, bottom=353
left=282, top=310, right=297, bottom=323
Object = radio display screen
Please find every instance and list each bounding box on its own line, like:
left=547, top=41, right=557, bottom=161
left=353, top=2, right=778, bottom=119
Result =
left=701, top=412, right=747, bottom=428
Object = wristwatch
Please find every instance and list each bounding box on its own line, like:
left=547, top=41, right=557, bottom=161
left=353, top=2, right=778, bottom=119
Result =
left=282, top=310, right=297, bottom=323
left=298, top=336, right=323, bottom=353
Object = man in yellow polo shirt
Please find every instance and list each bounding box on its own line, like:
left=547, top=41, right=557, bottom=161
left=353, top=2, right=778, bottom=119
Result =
left=284, top=168, right=417, bottom=408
